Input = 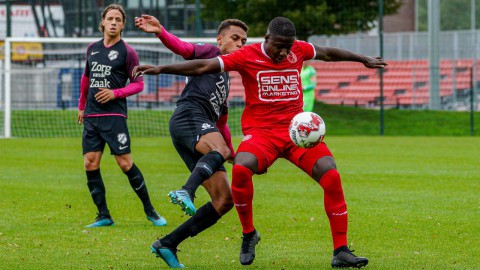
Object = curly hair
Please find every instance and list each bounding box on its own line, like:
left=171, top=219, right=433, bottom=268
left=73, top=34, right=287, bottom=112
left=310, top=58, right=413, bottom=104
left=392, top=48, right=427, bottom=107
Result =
left=267, top=17, right=296, bottom=37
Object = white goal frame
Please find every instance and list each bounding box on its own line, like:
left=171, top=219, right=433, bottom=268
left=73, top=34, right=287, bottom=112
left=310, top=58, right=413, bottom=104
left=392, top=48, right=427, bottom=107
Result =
left=1, top=36, right=264, bottom=138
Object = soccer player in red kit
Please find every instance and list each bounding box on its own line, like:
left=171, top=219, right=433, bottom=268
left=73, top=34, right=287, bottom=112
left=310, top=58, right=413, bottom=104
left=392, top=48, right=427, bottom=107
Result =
left=133, top=17, right=386, bottom=268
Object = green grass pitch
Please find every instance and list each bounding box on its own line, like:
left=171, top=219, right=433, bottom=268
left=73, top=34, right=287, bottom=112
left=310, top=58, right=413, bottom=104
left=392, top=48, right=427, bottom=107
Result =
left=0, top=136, right=479, bottom=269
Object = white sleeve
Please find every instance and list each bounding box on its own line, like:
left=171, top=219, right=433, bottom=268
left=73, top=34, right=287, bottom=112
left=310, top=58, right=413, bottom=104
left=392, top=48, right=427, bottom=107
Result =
left=217, top=56, right=225, bottom=72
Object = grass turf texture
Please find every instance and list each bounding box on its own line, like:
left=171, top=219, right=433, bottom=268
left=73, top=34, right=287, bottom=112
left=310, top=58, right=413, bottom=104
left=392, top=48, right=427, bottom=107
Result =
left=0, top=136, right=478, bottom=269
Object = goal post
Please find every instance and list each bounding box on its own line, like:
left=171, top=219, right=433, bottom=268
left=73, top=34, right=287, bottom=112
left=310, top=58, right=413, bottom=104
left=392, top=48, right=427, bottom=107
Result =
left=0, top=36, right=263, bottom=138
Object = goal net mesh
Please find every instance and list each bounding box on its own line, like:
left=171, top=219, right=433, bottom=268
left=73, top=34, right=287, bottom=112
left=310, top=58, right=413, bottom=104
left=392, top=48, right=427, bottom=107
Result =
left=0, top=37, right=248, bottom=138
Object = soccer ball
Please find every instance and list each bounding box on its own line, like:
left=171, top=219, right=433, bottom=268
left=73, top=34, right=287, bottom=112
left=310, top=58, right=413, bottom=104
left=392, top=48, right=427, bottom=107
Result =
left=289, top=112, right=326, bottom=148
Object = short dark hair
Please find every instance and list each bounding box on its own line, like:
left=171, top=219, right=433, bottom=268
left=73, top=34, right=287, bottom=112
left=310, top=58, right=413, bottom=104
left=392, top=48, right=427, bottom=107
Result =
left=267, top=17, right=296, bottom=37
left=98, top=4, right=126, bottom=33
left=217, top=19, right=249, bottom=36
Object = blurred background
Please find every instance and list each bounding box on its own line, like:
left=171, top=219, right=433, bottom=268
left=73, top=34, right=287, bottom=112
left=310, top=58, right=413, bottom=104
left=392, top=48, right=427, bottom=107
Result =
left=1, top=0, right=479, bottom=137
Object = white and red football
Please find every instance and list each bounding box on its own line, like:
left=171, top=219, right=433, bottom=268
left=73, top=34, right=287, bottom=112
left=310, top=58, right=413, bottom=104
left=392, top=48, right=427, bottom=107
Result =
left=289, top=112, right=326, bottom=148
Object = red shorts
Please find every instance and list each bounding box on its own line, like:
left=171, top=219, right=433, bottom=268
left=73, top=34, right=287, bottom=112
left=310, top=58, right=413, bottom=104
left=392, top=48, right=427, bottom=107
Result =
left=237, top=127, right=333, bottom=177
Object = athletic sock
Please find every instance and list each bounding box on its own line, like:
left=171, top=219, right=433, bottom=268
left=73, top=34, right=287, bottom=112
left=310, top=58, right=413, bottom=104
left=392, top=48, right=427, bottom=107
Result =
left=182, top=151, right=225, bottom=197
left=161, top=202, right=221, bottom=248
left=125, top=163, right=154, bottom=213
left=333, top=245, right=350, bottom=256
left=86, top=168, right=109, bottom=215
left=318, top=169, right=348, bottom=249
left=231, top=164, right=255, bottom=234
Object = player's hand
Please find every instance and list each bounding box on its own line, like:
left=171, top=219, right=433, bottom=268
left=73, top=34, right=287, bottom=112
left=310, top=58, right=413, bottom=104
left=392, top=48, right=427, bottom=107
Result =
left=134, top=14, right=162, bottom=35
left=95, top=88, right=115, bottom=104
left=363, top=56, right=388, bottom=69
left=77, top=110, right=84, bottom=124
left=132, top=65, right=161, bottom=79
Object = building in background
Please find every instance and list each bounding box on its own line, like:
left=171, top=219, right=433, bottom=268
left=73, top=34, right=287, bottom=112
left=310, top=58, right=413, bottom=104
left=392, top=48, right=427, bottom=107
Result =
left=383, top=0, right=416, bottom=32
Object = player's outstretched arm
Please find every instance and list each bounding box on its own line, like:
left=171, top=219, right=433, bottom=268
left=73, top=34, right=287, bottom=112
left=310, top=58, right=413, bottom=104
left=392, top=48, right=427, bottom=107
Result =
left=133, top=58, right=221, bottom=78
left=134, top=14, right=162, bottom=35
left=134, top=14, right=194, bottom=59
left=313, top=44, right=387, bottom=69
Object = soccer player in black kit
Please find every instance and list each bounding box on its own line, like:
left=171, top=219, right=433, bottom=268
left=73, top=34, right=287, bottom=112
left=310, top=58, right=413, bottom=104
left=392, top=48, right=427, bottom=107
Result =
left=77, top=4, right=166, bottom=228
left=134, top=15, right=248, bottom=267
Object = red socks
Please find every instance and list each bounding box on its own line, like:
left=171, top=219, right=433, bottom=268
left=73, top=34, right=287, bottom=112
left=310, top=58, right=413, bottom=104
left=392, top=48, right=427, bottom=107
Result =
left=232, top=164, right=348, bottom=248
left=319, top=169, right=348, bottom=249
left=231, top=164, right=255, bottom=234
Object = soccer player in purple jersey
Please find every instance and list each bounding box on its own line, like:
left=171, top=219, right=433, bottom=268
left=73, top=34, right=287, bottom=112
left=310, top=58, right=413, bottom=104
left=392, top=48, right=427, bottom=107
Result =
left=134, top=15, right=248, bottom=268
left=77, top=4, right=166, bottom=228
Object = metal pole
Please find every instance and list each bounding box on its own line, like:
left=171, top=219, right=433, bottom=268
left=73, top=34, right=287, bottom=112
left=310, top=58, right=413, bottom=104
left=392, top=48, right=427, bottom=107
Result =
left=6, top=0, right=11, bottom=37
left=428, top=0, right=440, bottom=110
left=470, top=66, right=475, bottom=135
left=471, top=0, right=476, bottom=135
left=195, top=0, right=201, bottom=37
left=379, top=0, right=385, bottom=135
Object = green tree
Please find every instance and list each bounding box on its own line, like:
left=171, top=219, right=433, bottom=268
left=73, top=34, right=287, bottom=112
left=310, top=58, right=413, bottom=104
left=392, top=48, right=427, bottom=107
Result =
left=198, top=0, right=402, bottom=40
left=417, top=0, right=480, bottom=31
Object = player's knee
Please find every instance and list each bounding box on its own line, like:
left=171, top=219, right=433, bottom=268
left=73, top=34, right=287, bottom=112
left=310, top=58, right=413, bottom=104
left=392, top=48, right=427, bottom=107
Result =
left=312, top=156, right=337, bottom=181
left=232, top=164, right=254, bottom=189
left=117, top=160, right=132, bottom=172
left=318, top=169, right=343, bottom=194
left=217, top=146, right=232, bottom=161
left=84, top=157, right=99, bottom=170
left=212, top=194, right=234, bottom=216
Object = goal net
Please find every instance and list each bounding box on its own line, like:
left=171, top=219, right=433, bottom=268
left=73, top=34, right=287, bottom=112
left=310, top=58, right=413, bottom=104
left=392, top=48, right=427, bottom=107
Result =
left=0, top=37, right=262, bottom=138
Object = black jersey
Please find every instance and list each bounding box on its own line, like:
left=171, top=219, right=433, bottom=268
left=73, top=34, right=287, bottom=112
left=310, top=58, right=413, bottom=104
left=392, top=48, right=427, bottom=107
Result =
left=176, top=43, right=229, bottom=122
left=83, top=39, right=142, bottom=117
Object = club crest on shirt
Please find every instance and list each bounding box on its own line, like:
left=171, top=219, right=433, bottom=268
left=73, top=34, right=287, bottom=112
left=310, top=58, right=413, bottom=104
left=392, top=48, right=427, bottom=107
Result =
left=108, top=50, right=119, bottom=61
left=117, top=133, right=127, bottom=144
left=287, top=52, right=297, bottom=63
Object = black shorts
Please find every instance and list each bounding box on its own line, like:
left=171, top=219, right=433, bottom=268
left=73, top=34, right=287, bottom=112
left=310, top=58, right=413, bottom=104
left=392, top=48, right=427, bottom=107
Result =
left=169, top=103, right=226, bottom=172
left=82, top=116, right=131, bottom=155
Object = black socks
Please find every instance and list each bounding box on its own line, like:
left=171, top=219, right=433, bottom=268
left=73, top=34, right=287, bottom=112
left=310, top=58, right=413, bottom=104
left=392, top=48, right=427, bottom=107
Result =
left=86, top=168, right=109, bottom=215
left=182, top=151, right=225, bottom=197
left=125, top=163, right=154, bottom=213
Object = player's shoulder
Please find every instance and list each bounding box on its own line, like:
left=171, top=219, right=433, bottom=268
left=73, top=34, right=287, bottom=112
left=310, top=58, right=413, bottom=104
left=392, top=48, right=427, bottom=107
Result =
left=192, top=42, right=220, bottom=58
left=120, top=39, right=134, bottom=50
left=87, top=39, right=102, bottom=50
left=293, top=39, right=313, bottom=49
left=120, top=39, right=139, bottom=55
left=292, top=39, right=315, bottom=55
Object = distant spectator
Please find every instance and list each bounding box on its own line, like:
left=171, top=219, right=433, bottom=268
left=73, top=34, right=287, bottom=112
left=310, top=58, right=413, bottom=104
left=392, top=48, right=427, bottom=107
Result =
left=301, top=60, right=317, bottom=111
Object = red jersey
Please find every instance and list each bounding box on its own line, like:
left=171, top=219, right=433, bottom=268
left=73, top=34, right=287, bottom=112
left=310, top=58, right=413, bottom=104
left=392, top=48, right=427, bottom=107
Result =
left=218, top=40, right=315, bottom=130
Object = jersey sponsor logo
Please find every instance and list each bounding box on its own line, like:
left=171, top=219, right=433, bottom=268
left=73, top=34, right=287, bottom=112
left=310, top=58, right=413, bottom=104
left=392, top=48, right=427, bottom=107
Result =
left=119, top=145, right=129, bottom=150
left=90, top=78, right=111, bottom=88
left=90, top=61, right=113, bottom=87
left=91, top=62, right=112, bottom=75
left=117, top=133, right=128, bottom=144
left=287, top=51, right=297, bottom=63
left=201, top=123, right=213, bottom=130
left=91, top=51, right=100, bottom=55
left=108, top=50, right=119, bottom=61
left=257, top=70, right=300, bottom=102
